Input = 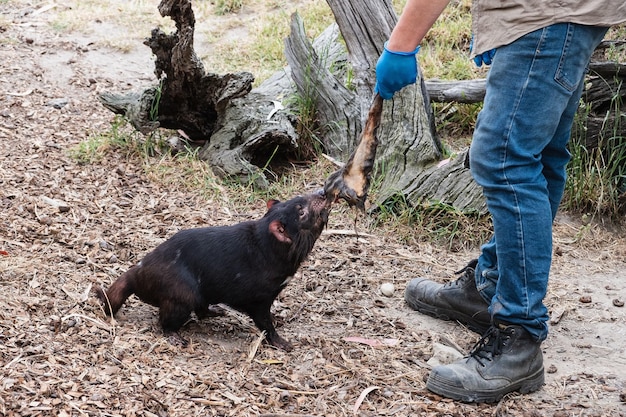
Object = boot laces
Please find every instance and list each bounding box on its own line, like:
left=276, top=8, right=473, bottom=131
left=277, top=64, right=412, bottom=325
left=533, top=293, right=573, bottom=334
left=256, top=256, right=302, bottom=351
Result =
left=443, top=259, right=478, bottom=289
left=468, top=325, right=514, bottom=367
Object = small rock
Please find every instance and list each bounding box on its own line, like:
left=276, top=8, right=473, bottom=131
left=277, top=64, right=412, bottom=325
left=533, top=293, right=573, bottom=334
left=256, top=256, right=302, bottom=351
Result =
left=380, top=282, right=395, bottom=297
left=613, top=299, right=624, bottom=307
left=549, top=308, right=566, bottom=324
left=99, top=240, right=112, bottom=251
left=46, top=98, right=69, bottom=109
left=426, top=342, right=463, bottom=367
left=166, top=135, right=186, bottom=154
left=579, top=295, right=592, bottom=303
left=381, top=388, right=394, bottom=398
left=90, top=393, right=105, bottom=402
left=38, top=216, right=52, bottom=225
left=279, top=390, right=291, bottom=402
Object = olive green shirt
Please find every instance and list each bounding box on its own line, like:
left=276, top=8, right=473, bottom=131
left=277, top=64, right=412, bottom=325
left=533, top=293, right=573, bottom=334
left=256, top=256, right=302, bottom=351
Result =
left=471, top=0, right=626, bottom=56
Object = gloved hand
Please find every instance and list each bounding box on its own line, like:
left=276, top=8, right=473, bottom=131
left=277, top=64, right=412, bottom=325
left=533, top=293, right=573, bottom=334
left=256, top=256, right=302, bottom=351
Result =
left=470, top=35, right=496, bottom=67
left=374, top=42, right=421, bottom=100
left=473, top=48, right=496, bottom=67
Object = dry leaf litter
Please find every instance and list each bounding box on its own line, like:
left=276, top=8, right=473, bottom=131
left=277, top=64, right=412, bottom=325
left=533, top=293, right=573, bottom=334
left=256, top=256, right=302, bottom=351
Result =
left=1, top=2, right=626, bottom=416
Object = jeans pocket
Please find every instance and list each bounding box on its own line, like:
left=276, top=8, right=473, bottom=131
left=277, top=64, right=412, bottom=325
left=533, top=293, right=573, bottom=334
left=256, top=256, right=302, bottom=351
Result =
left=554, top=24, right=608, bottom=92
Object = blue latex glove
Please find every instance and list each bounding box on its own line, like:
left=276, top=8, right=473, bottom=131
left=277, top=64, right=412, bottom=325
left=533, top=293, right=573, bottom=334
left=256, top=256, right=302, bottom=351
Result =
left=470, top=35, right=496, bottom=67
left=374, top=42, right=421, bottom=100
left=473, top=48, right=496, bottom=67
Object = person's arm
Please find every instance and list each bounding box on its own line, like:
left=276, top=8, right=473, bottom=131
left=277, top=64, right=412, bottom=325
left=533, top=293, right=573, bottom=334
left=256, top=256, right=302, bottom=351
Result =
left=375, top=0, right=450, bottom=99
left=387, top=0, right=450, bottom=52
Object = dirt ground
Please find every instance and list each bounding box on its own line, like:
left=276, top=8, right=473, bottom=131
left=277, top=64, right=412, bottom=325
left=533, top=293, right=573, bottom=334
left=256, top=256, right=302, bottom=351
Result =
left=1, top=2, right=626, bottom=416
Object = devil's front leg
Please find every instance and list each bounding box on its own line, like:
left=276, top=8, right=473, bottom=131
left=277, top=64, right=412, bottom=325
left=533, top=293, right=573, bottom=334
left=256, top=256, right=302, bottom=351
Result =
left=246, top=303, right=293, bottom=352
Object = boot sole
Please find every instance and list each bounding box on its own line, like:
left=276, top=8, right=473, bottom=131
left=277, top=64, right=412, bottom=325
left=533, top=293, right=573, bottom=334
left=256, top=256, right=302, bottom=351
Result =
left=426, top=366, right=545, bottom=403
left=406, top=296, right=490, bottom=335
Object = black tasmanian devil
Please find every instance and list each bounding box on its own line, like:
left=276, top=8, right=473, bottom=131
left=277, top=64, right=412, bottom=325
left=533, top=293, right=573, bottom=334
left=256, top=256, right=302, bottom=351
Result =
left=94, top=190, right=332, bottom=351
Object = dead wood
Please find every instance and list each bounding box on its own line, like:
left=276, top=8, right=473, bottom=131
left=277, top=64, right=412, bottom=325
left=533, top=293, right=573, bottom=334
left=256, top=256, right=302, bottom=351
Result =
left=99, top=0, right=255, bottom=141
left=99, top=0, right=485, bottom=211
left=425, top=79, right=486, bottom=103
left=99, top=0, right=300, bottom=187
left=422, top=58, right=626, bottom=156
left=578, top=71, right=626, bottom=152
left=284, top=14, right=360, bottom=158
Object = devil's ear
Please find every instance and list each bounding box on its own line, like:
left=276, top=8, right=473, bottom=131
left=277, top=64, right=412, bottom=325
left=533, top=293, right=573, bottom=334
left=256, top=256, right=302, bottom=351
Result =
left=266, top=199, right=280, bottom=210
left=269, top=220, right=292, bottom=244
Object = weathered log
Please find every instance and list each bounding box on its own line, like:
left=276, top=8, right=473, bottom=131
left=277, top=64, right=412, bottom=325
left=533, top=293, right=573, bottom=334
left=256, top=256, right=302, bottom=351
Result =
left=575, top=68, right=626, bottom=154
left=99, top=88, right=160, bottom=135
left=144, top=0, right=255, bottom=140
left=100, top=0, right=621, bottom=216
left=579, top=114, right=626, bottom=147
left=98, top=0, right=484, bottom=211
left=99, top=0, right=254, bottom=140
left=422, top=63, right=626, bottom=156
left=583, top=73, right=626, bottom=113
left=200, top=23, right=357, bottom=187
left=284, top=14, right=360, bottom=158
left=421, top=61, right=626, bottom=105
left=589, top=60, right=626, bottom=78
left=425, top=79, right=486, bottom=103
left=197, top=89, right=299, bottom=188
left=99, top=0, right=304, bottom=187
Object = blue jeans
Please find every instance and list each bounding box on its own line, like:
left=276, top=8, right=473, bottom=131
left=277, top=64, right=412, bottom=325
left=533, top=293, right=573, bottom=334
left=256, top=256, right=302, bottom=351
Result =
left=469, top=23, right=608, bottom=341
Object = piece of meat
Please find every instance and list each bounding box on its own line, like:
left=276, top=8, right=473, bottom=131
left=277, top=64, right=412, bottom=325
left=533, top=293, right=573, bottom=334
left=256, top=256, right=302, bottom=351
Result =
left=323, top=93, right=383, bottom=211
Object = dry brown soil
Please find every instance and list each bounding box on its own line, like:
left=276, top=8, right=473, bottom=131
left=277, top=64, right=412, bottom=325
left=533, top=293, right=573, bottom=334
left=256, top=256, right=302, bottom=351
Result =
left=1, top=2, right=626, bottom=416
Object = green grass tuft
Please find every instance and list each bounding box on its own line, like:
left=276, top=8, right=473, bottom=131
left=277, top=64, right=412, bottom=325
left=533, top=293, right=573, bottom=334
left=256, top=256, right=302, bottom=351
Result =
left=565, top=84, right=626, bottom=220
left=371, top=192, right=492, bottom=250
left=212, top=0, right=244, bottom=16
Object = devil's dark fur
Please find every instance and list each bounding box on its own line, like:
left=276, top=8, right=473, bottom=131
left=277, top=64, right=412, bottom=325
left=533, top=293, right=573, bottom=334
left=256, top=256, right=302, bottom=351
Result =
left=94, top=191, right=331, bottom=351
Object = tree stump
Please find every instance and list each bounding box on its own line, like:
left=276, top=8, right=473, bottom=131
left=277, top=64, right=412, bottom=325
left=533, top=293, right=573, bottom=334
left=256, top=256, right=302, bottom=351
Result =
left=99, top=0, right=301, bottom=188
left=286, top=0, right=486, bottom=214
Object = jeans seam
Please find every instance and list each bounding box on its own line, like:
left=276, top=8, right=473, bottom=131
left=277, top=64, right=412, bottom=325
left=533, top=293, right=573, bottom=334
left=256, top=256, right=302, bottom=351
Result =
left=500, top=29, right=550, bottom=321
left=554, top=23, right=577, bottom=92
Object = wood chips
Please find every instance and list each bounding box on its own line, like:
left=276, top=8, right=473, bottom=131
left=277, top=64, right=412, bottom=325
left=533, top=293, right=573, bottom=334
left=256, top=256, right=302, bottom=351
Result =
left=1, top=2, right=626, bottom=416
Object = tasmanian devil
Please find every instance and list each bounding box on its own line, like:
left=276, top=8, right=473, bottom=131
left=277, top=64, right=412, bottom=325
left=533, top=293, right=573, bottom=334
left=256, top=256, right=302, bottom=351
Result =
left=94, top=190, right=331, bottom=351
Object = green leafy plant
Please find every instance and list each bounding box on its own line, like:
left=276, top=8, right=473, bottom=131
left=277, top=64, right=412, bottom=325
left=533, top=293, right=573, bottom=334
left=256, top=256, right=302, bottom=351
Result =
left=69, top=116, right=166, bottom=164
left=69, top=116, right=137, bottom=164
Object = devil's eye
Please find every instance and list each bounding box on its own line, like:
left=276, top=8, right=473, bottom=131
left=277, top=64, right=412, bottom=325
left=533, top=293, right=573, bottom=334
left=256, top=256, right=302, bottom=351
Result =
left=297, top=205, right=305, bottom=216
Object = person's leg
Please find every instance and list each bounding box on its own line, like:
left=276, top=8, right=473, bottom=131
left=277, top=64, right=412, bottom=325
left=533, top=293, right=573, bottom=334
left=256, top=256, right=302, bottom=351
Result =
left=469, top=23, right=607, bottom=340
left=474, top=54, right=593, bottom=303
left=426, top=23, right=608, bottom=403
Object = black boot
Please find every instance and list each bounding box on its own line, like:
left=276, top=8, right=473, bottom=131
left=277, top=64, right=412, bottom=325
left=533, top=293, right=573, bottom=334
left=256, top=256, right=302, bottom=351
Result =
left=426, top=322, right=545, bottom=403
left=405, top=260, right=491, bottom=334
